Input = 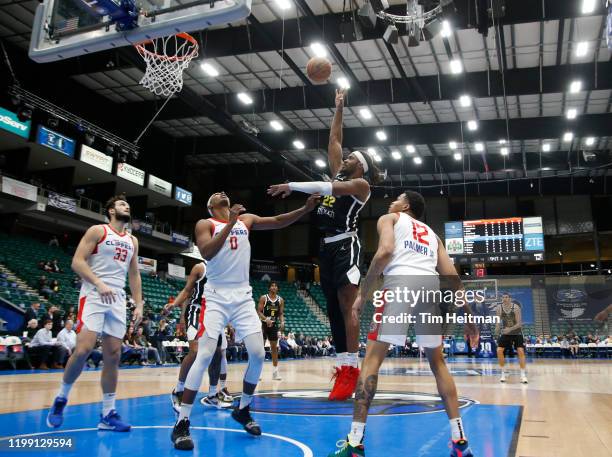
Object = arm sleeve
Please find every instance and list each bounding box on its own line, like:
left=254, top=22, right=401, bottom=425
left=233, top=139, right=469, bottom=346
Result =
left=288, top=181, right=333, bottom=196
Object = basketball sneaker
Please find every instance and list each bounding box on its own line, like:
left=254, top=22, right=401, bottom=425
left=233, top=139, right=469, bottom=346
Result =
left=231, top=405, right=261, bottom=436
left=450, top=439, right=474, bottom=457
left=272, top=369, right=282, bottom=381
left=46, top=396, right=67, bottom=428
left=327, top=439, right=365, bottom=457
left=499, top=372, right=507, bottom=383
left=218, top=387, right=234, bottom=403
left=171, top=389, right=183, bottom=414
left=215, top=392, right=233, bottom=409
left=98, top=410, right=131, bottom=432
left=329, top=366, right=360, bottom=401
left=520, top=375, right=529, bottom=384
left=202, top=395, right=220, bottom=408
left=172, top=417, right=194, bottom=450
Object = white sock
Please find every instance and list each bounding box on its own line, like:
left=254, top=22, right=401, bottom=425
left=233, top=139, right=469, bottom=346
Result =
left=175, top=380, right=185, bottom=393
left=239, top=393, right=253, bottom=409
left=348, top=421, right=365, bottom=447
left=337, top=352, right=347, bottom=367
left=220, top=379, right=226, bottom=390
left=177, top=403, right=193, bottom=422
left=57, top=381, right=73, bottom=399
left=346, top=352, right=359, bottom=368
left=450, top=417, right=466, bottom=441
left=501, top=368, right=507, bottom=375
left=520, top=369, right=526, bottom=377
left=208, top=385, right=218, bottom=397
left=102, top=393, right=116, bottom=416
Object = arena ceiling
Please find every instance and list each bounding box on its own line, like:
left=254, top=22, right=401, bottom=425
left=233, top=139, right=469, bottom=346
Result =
left=1, top=0, right=611, bottom=187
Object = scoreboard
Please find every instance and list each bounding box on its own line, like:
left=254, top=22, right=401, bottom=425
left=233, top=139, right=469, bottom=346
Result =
left=444, top=217, right=545, bottom=264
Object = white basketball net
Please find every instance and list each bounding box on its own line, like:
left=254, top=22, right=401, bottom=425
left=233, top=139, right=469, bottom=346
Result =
left=136, top=33, right=199, bottom=97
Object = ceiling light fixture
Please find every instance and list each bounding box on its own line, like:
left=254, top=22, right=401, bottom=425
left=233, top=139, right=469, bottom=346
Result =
left=310, top=42, right=328, bottom=58
left=270, top=120, right=283, bottom=131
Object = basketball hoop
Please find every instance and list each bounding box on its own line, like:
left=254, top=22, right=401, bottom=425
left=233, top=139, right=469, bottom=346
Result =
left=135, top=32, right=199, bottom=97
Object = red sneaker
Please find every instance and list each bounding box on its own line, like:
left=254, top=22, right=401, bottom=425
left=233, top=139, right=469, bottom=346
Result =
left=328, top=366, right=343, bottom=400
left=329, top=366, right=360, bottom=401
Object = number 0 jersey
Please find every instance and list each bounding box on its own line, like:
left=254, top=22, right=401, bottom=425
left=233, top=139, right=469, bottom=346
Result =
left=81, top=224, right=135, bottom=293
left=316, top=173, right=370, bottom=234
left=205, top=218, right=251, bottom=288
left=383, top=213, right=438, bottom=276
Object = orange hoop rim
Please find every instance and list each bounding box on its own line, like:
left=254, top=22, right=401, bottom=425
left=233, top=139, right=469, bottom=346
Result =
left=135, top=32, right=198, bottom=62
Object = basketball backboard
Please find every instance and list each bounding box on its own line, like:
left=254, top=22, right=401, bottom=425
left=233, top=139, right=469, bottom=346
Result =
left=29, top=0, right=251, bottom=63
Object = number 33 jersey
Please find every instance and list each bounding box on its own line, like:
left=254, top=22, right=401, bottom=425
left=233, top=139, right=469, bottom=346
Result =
left=83, top=224, right=135, bottom=292
left=205, top=218, right=251, bottom=288
left=383, top=212, right=439, bottom=276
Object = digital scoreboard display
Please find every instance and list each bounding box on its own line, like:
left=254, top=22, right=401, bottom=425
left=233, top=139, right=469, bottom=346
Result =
left=444, top=217, right=545, bottom=264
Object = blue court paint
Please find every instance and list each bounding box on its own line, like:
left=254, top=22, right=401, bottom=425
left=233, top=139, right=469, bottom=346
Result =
left=0, top=390, right=521, bottom=457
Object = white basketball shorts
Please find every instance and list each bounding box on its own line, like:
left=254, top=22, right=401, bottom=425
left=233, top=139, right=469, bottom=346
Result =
left=201, top=285, right=261, bottom=342
left=76, top=287, right=127, bottom=339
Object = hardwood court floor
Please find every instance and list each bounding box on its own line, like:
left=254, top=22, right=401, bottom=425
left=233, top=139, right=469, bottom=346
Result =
left=0, top=357, right=610, bottom=457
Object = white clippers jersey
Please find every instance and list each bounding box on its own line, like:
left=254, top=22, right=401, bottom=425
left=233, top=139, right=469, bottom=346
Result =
left=81, top=224, right=135, bottom=293
left=205, top=218, right=251, bottom=287
left=383, top=212, right=439, bottom=276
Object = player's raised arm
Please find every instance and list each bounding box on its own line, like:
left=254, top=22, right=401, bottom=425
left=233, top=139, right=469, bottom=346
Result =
left=195, top=205, right=244, bottom=260
left=127, top=236, right=143, bottom=327
left=328, top=89, right=345, bottom=176
left=72, top=225, right=116, bottom=304
left=267, top=178, right=369, bottom=202
left=242, top=195, right=320, bottom=231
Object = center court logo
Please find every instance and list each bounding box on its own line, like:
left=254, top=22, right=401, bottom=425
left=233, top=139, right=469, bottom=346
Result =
left=249, top=390, right=474, bottom=416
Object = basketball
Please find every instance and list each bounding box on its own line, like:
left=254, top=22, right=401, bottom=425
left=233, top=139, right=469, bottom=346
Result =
left=306, top=57, right=332, bottom=83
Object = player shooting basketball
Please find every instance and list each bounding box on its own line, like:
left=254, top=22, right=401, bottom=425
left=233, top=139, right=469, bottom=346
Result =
left=47, top=195, right=143, bottom=432
left=268, top=89, right=382, bottom=401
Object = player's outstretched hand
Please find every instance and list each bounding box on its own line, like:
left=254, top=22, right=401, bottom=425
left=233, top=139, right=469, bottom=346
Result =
left=267, top=183, right=291, bottom=198
left=594, top=305, right=611, bottom=322
left=335, top=89, right=345, bottom=108
left=305, top=194, right=321, bottom=211
left=161, top=303, right=173, bottom=316
left=229, top=204, right=245, bottom=224
left=96, top=282, right=116, bottom=304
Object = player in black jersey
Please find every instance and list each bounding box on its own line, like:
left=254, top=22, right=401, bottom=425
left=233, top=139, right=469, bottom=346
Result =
left=257, top=282, right=285, bottom=381
left=268, top=89, right=382, bottom=400
left=163, top=262, right=232, bottom=413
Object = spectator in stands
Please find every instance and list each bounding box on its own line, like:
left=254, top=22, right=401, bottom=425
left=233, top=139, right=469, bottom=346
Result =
left=140, top=315, right=153, bottom=339
left=560, top=336, right=570, bottom=358
left=586, top=333, right=598, bottom=344
left=29, top=319, right=66, bottom=369
left=72, top=276, right=81, bottom=289
left=38, top=261, right=46, bottom=271
left=48, top=236, right=59, bottom=247
left=322, top=336, right=335, bottom=357
left=286, top=332, right=301, bottom=358
left=50, top=279, right=60, bottom=294
left=51, top=259, right=62, bottom=273
left=154, top=319, right=172, bottom=363
left=24, top=302, right=40, bottom=330
left=38, top=275, right=53, bottom=298
left=134, top=326, right=162, bottom=365
left=43, top=262, right=53, bottom=273
left=122, top=325, right=145, bottom=365
left=568, top=333, right=580, bottom=357
left=24, top=319, right=39, bottom=339
left=278, top=333, right=292, bottom=359
left=56, top=320, right=76, bottom=365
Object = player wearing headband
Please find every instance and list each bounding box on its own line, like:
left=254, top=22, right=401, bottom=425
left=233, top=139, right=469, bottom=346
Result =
left=268, top=89, right=382, bottom=401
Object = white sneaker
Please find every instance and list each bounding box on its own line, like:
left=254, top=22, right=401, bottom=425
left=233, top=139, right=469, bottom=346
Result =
left=500, top=372, right=507, bottom=383
left=521, top=375, right=528, bottom=384
left=272, top=370, right=282, bottom=381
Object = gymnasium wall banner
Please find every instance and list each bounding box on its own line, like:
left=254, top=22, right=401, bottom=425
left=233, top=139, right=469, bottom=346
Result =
left=147, top=174, right=172, bottom=197
left=47, top=191, right=77, bottom=213
left=116, top=162, right=145, bottom=186
left=1, top=176, right=38, bottom=202
left=137, top=256, right=157, bottom=273
left=79, top=145, right=113, bottom=173
left=174, top=186, right=192, bottom=206
left=171, top=231, right=190, bottom=247
left=131, top=219, right=153, bottom=235
left=167, top=263, right=186, bottom=279
left=545, top=277, right=612, bottom=322
left=251, top=260, right=283, bottom=281
left=0, top=106, right=31, bottom=138
left=36, top=126, right=76, bottom=158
